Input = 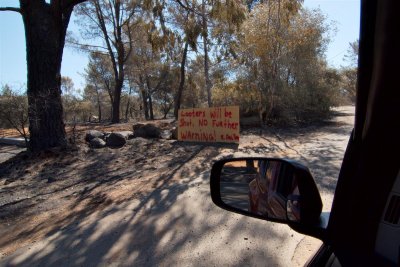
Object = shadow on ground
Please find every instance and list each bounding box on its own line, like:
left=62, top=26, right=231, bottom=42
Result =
left=0, top=108, right=354, bottom=266
left=0, top=141, right=288, bottom=266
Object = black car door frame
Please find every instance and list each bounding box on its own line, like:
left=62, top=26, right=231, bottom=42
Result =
left=325, top=0, right=400, bottom=265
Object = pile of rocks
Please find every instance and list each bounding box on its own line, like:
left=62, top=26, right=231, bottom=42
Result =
left=85, top=123, right=177, bottom=149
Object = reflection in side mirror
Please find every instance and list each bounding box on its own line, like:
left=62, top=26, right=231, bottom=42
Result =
left=220, top=159, right=301, bottom=221
left=211, top=158, right=322, bottom=226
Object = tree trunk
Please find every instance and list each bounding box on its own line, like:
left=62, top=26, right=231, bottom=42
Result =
left=95, top=85, right=102, bottom=121
left=21, top=1, right=72, bottom=151
left=139, top=76, right=149, bottom=120
left=125, top=100, right=130, bottom=121
left=202, top=0, right=212, bottom=107
left=148, top=94, right=154, bottom=120
left=111, top=79, right=122, bottom=123
left=174, top=42, right=189, bottom=118
left=97, top=96, right=102, bottom=122
left=125, top=85, right=132, bottom=121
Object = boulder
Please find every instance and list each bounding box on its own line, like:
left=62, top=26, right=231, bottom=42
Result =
left=160, top=130, right=172, bottom=139
left=88, top=115, right=99, bottom=123
left=132, top=123, right=145, bottom=131
left=90, top=137, right=106, bottom=148
left=106, top=132, right=126, bottom=147
left=103, top=132, right=111, bottom=139
left=85, top=130, right=104, bottom=142
left=171, top=127, right=178, bottom=140
left=117, top=131, right=134, bottom=140
left=133, top=124, right=161, bottom=138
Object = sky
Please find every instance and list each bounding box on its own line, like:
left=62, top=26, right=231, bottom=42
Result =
left=0, top=0, right=360, bottom=92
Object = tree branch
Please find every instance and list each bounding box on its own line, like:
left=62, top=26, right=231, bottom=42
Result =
left=62, top=0, right=87, bottom=9
left=66, top=40, right=109, bottom=52
left=0, top=7, right=21, bottom=13
left=173, top=0, right=202, bottom=16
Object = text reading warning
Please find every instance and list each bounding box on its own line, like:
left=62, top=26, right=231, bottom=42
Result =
left=178, top=106, right=240, bottom=143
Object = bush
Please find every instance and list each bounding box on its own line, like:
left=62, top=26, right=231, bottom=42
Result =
left=0, top=86, right=29, bottom=145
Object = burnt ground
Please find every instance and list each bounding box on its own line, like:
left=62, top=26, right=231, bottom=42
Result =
left=0, top=106, right=354, bottom=266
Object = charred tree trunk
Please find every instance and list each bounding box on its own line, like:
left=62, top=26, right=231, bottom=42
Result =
left=141, top=91, right=149, bottom=120
left=174, top=42, right=189, bottom=118
left=148, top=94, right=154, bottom=120
left=202, top=0, right=212, bottom=107
left=125, top=85, right=132, bottom=122
left=95, top=86, right=102, bottom=121
left=139, top=76, right=149, bottom=120
left=20, top=1, right=75, bottom=151
left=144, top=75, right=155, bottom=120
left=111, top=79, right=122, bottom=123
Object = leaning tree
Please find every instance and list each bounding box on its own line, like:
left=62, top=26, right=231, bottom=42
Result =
left=0, top=0, right=86, bottom=152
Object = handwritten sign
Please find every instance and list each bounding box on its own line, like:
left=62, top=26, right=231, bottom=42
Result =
left=178, top=106, right=240, bottom=143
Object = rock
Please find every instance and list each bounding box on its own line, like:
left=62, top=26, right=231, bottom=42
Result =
left=116, top=131, right=134, bottom=140
left=106, top=132, right=126, bottom=147
left=88, top=115, right=99, bottom=123
left=104, top=132, right=111, bottom=139
left=133, top=124, right=161, bottom=138
left=90, top=137, right=106, bottom=148
left=85, top=130, right=104, bottom=142
left=132, top=123, right=145, bottom=131
left=160, top=130, right=172, bottom=139
left=171, top=127, right=178, bottom=140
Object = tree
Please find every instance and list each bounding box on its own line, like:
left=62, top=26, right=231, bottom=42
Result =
left=61, top=76, right=76, bottom=122
left=61, top=76, right=75, bottom=95
left=340, top=40, right=359, bottom=103
left=344, top=40, right=359, bottom=67
left=75, top=0, right=139, bottom=123
left=168, top=3, right=202, bottom=118
left=61, top=76, right=91, bottom=122
left=225, top=2, right=339, bottom=123
left=173, top=41, right=189, bottom=118
left=83, top=52, right=116, bottom=121
left=173, top=0, right=246, bottom=107
left=0, top=0, right=87, bottom=151
left=0, top=85, right=29, bottom=146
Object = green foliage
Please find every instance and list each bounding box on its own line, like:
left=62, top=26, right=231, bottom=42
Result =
left=339, top=40, right=359, bottom=104
left=226, top=3, right=339, bottom=124
left=0, top=85, right=29, bottom=145
left=68, top=0, right=343, bottom=124
left=61, top=76, right=92, bottom=123
left=344, top=40, right=359, bottom=67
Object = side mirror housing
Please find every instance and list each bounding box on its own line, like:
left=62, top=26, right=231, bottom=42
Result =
left=210, top=158, right=325, bottom=238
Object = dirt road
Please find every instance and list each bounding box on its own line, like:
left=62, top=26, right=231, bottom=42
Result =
left=0, top=106, right=354, bottom=266
left=0, top=145, right=25, bottom=164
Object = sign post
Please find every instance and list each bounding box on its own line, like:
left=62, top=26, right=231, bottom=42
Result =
left=178, top=106, right=240, bottom=143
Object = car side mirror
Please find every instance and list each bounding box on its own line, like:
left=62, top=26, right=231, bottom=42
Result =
left=210, top=158, right=323, bottom=228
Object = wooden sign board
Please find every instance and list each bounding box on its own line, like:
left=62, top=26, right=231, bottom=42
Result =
left=178, top=106, right=240, bottom=143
